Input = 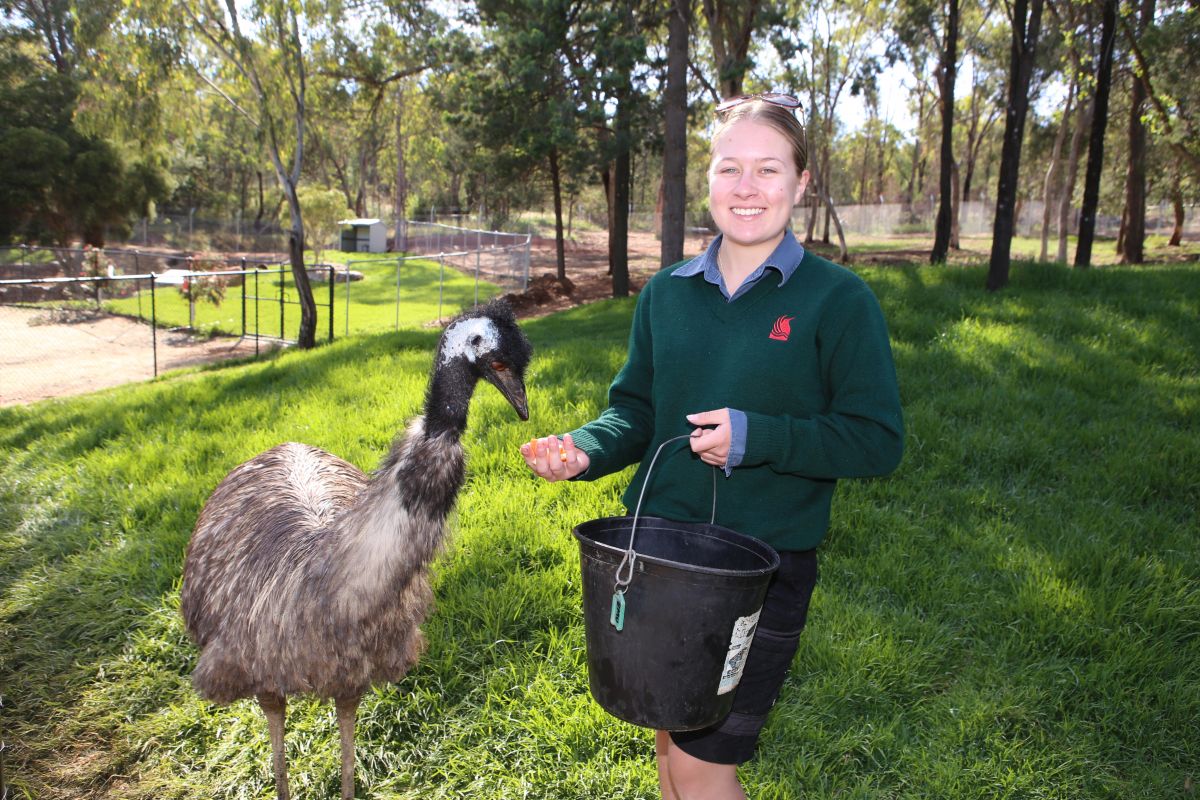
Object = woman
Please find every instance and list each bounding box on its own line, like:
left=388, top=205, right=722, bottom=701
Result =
left=521, top=94, right=904, bottom=800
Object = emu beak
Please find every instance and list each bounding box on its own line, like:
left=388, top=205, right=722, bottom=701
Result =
left=485, top=369, right=529, bottom=421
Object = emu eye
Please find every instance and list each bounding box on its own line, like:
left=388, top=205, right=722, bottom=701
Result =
left=471, top=335, right=483, bottom=346
left=490, top=360, right=508, bottom=372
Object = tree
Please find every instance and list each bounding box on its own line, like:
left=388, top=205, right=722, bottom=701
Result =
left=282, top=186, right=352, bottom=265
left=986, top=0, right=1044, bottom=291
left=1073, top=0, right=1117, bottom=269
left=702, top=0, right=762, bottom=98
left=180, top=0, right=319, bottom=347
left=660, top=0, right=691, bottom=268
left=930, top=0, right=959, bottom=263
left=1118, top=0, right=1154, bottom=263
left=456, top=0, right=588, bottom=281
left=772, top=0, right=886, bottom=261
left=0, top=28, right=167, bottom=245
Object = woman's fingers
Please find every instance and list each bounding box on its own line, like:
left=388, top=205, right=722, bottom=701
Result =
left=521, top=435, right=585, bottom=482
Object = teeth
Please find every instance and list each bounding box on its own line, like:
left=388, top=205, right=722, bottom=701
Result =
left=732, top=208, right=764, bottom=216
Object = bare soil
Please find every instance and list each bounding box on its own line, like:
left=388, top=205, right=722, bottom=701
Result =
left=501, top=228, right=711, bottom=318
left=0, top=306, right=267, bottom=407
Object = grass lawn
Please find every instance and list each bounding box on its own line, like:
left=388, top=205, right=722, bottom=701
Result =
left=1, top=259, right=1197, bottom=799
left=101, top=250, right=504, bottom=340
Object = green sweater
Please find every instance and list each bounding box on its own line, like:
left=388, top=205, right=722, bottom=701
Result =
left=570, top=249, right=904, bottom=552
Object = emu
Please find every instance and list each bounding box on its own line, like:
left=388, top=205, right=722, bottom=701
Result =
left=180, top=300, right=532, bottom=799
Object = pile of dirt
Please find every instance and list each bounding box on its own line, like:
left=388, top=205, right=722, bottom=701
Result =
left=500, top=273, right=576, bottom=313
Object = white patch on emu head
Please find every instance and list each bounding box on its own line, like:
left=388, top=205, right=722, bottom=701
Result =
left=440, top=317, right=499, bottom=366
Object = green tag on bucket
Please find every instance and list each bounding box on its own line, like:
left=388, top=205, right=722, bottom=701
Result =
left=610, top=591, right=626, bottom=631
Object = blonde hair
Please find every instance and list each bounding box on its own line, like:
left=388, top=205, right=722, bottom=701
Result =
left=712, top=100, right=808, bottom=175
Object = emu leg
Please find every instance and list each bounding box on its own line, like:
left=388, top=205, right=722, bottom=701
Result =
left=257, top=693, right=290, bottom=800
left=335, top=695, right=361, bottom=800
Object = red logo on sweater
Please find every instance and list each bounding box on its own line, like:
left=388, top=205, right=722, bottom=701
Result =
left=769, top=315, right=794, bottom=341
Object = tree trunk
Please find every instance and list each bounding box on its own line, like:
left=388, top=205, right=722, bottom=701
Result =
left=283, top=180, right=318, bottom=347
left=821, top=146, right=832, bottom=243
left=393, top=84, right=408, bottom=253
left=1169, top=174, right=1184, bottom=246
left=702, top=0, right=759, bottom=98
left=1041, top=79, right=1074, bottom=262
left=1116, top=202, right=1128, bottom=255
left=1058, top=95, right=1090, bottom=263
left=660, top=0, right=689, bottom=268
left=611, top=90, right=632, bottom=297
left=931, top=0, right=959, bottom=264
left=255, top=170, right=266, bottom=232
left=550, top=146, right=566, bottom=281
left=1074, top=0, right=1118, bottom=270
left=1121, top=0, right=1154, bottom=264
left=950, top=159, right=961, bottom=249
left=987, top=0, right=1044, bottom=291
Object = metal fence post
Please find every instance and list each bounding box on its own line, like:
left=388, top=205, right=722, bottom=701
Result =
left=438, top=253, right=445, bottom=321
left=278, top=264, right=285, bottom=340
left=255, top=268, right=260, bottom=356
left=394, top=257, right=402, bottom=331
left=150, top=274, right=158, bottom=377
left=241, top=262, right=247, bottom=339
left=328, top=264, right=335, bottom=343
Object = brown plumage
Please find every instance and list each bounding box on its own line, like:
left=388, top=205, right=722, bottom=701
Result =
left=180, top=300, right=532, bottom=799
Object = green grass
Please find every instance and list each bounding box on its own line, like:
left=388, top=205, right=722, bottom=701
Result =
left=2, top=260, right=1198, bottom=799
left=101, top=251, right=503, bottom=340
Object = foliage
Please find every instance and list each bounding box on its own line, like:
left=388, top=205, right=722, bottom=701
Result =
left=178, top=274, right=228, bottom=309
left=279, top=186, right=353, bottom=261
left=1, top=260, right=1198, bottom=798
left=0, top=30, right=169, bottom=246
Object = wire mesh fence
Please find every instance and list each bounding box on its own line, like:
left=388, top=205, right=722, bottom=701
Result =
left=0, top=264, right=337, bottom=407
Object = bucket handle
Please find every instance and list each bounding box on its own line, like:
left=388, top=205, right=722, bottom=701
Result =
left=613, top=432, right=718, bottom=592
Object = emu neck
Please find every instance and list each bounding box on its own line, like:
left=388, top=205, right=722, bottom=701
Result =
left=423, top=357, right=478, bottom=439
left=330, top=416, right=466, bottom=618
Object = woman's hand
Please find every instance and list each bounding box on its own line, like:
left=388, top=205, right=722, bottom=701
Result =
left=520, top=433, right=590, bottom=482
left=686, top=409, right=732, bottom=467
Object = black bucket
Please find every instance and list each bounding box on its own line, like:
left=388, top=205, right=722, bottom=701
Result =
left=573, top=514, right=780, bottom=731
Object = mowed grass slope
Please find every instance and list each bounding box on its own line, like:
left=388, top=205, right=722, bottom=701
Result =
left=1, top=261, right=1197, bottom=799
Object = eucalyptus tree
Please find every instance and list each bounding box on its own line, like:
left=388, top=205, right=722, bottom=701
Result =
left=1125, top=0, right=1200, bottom=245
left=985, top=0, right=1044, bottom=291
left=170, top=0, right=326, bottom=347
left=893, top=0, right=960, bottom=263
left=702, top=0, right=770, bottom=98
left=308, top=3, right=443, bottom=224
left=0, top=16, right=168, bottom=246
left=660, top=0, right=691, bottom=268
left=1116, top=0, right=1154, bottom=263
left=1114, top=0, right=1198, bottom=256
left=1072, top=0, right=1116, bottom=269
left=456, top=0, right=590, bottom=280
left=770, top=0, right=890, bottom=260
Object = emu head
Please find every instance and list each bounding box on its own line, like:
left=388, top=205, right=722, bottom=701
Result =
left=438, top=299, right=533, bottom=420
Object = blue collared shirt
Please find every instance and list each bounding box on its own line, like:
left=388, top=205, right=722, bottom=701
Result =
left=672, top=231, right=807, bottom=475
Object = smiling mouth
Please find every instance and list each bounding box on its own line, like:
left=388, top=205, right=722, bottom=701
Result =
left=731, top=208, right=765, bottom=217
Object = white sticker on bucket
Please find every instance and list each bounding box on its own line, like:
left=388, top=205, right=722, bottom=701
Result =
left=717, top=608, right=762, bottom=695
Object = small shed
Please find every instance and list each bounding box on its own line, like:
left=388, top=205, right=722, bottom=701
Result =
left=338, top=218, right=387, bottom=253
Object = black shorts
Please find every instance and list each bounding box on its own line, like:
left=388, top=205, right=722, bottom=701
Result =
left=669, top=548, right=818, bottom=765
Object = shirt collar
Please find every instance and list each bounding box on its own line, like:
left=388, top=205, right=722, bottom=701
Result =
left=672, top=230, right=806, bottom=286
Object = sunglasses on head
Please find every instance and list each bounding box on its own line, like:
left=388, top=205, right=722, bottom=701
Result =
left=715, top=93, right=803, bottom=115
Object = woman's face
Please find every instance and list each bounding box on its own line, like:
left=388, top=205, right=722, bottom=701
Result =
left=708, top=119, right=810, bottom=252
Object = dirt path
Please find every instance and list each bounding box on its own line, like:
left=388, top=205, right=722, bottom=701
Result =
left=0, top=306, right=265, bottom=407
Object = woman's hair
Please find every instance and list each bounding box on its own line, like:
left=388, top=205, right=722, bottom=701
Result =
left=712, top=99, right=808, bottom=175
